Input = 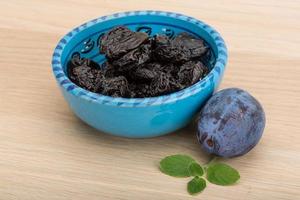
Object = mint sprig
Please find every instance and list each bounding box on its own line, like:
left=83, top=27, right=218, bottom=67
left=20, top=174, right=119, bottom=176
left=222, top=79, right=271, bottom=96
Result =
left=159, top=154, right=240, bottom=195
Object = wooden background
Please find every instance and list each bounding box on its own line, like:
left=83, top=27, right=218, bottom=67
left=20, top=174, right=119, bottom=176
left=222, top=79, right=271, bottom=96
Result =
left=0, top=0, right=299, bottom=199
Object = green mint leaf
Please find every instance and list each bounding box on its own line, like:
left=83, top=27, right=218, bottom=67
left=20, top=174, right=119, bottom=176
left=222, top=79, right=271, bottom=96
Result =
left=188, top=162, right=204, bottom=176
left=206, top=163, right=240, bottom=185
left=160, top=154, right=195, bottom=177
left=187, top=177, right=206, bottom=195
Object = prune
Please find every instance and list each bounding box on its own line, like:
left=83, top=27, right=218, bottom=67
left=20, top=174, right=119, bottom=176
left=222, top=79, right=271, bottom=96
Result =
left=150, top=72, right=179, bottom=96
left=154, top=32, right=208, bottom=63
left=178, top=61, right=209, bottom=86
left=112, top=43, right=152, bottom=72
left=197, top=88, right=266, bottom=157
left=153, top=35, right=170, bottom=47
left=100, top=76, right=129, bottom=97
left=153, top=63, right=178, bottom=76
left=68, top=26, right=214, bottom=98
left=199, top=48, right=214, bottom=69
left=100, top=26, right=148, bottom=60
left=154, top=45, right=185, bottom=63
left=102, top=63, right=117, bottom=78
left=131, top=83, right=154, bottom=97
left=174, top=33, right=208, bottom=59
left=131, top=67, right=157, bottom=82
left=67, top=57, right=103, bottom=92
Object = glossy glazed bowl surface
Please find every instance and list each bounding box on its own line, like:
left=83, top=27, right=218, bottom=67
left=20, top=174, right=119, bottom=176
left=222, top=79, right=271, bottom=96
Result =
left=52, top=11, right=228, bottom=138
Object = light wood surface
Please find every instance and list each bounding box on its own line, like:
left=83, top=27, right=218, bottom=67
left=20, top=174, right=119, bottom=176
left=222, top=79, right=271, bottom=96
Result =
left=1, top=1, right=300, bottom=199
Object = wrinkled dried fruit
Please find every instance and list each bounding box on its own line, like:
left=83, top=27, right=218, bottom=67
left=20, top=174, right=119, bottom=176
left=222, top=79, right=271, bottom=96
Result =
left=173, top=33, right=208, bottom=59
left=100, top=26, right=149, bottom=60
left=68, top=26, right=214, bottom=98
left=100, top=76, right=129, bottom=97
left=67, top=57, right=103, bottom=92
left=112, top=43, right=152, bottom=72
left=154, top=32, right=208, bottom=63
left=178, top=61, right=209, bottom=86
left=131, top=67, right=157, bottom=82
left=154, top=34, right=170, bottom=47
left=130, top=83, right=154, bottom=97
left=150, top=72, right=180, bottom=96
left=102, top=63, right=117, bottom=78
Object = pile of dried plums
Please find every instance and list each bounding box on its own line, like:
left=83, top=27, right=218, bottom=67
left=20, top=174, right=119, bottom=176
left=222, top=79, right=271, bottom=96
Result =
left=67, top=26, right=214, bottom=98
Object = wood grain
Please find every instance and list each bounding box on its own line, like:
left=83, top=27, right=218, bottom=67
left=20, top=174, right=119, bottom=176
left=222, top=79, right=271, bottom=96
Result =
left=0, top=0, right=299, bottom=199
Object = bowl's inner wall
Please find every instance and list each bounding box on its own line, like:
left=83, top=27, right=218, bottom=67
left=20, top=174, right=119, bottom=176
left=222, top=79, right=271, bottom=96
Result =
left=61, top=15, right=218, bottom=73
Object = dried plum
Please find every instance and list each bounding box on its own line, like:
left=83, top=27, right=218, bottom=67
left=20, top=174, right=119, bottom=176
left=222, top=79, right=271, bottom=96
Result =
left=161, top=63, right=180, bottom=76
left=131, top=67, right=157, bottom=82
left=67, top=26, right=214, bottom=98
left=153, top=34, right=170, bottom=47
left=155, top=45, right=186, bottom=63
left=173, top=33, right=208, bottom=59
left=131, top=83, right=154, bottom=97
left=150, top=72, right=180, bottom=96
left=154, top=32, right=208, bottom=63
left=67, top=57, right=103, bottom=92
left=100, top=76, right=129, bottom=97
left=112, top=43, right=152, bottom=72
left=102, top=63, right=117, bottom=78
left=178, top=61, right=209, bottom=86
left=100, top=26, right=149, bottom=60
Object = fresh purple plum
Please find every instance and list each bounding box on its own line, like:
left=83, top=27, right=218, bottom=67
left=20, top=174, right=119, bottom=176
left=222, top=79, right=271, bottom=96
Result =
left=197, top=88, right=265, bottom=157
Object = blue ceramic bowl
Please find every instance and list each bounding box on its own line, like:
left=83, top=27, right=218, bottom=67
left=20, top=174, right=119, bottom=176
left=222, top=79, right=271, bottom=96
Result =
left=52, top=11, right=228, bottom=138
